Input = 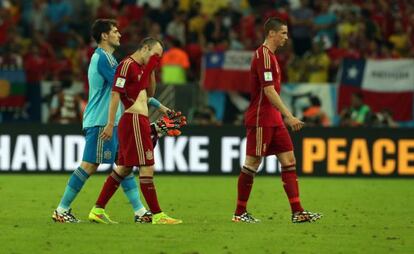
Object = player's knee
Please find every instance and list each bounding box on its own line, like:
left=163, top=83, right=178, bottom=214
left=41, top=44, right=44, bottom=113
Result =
left=139, top=165, right=155, bottom=177
left=281, top=158, right=296, bottom=171
left=80, top=161, right=99, bottom=175
left=114, top=166, right=132, bottom=177
left=245, top=156, right=262, bottom=171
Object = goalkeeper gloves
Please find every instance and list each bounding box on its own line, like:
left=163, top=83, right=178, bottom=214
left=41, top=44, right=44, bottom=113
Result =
left=151, top=110, right=187, bottom=138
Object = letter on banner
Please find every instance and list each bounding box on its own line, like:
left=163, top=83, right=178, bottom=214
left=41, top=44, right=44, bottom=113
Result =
left=373, top=139, right=395, bottom=175
left=0, top=135, right=10, bottom=171
left=64, top=135, right=85, bottom=171
left=302, top=138, right=325, bottom=174
left=399, top=140, right=414, bottom=175
left=38, top=135, right=62, bottom=171
left=347, top=139, right=371, bottom=175
left=12, top=135, right=36, bottom=171
left=189, top=136, right=209, bottom=172
left=164, top=136, right=188, bottom=172
left=221, top=137, right=240, bottom=173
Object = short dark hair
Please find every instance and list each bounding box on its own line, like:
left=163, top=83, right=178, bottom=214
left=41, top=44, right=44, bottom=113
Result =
left=137, top=37, right=164, bottom=50
left=264, top=17, right=287, bottom=36
left=91, top=19, right=117, bottom=43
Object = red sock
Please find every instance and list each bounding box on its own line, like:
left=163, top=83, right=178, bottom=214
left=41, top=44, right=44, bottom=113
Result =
left=235, top=166, right=255, bottom=215
left=281, top=168, right=304, bottom=213
left=95, top=171, right=123, bottom=208
left=139, top=176, right=161, bottom=214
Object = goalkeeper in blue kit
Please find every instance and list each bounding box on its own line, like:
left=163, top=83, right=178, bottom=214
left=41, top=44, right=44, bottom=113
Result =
left=52, top=19, right=185, bottom=223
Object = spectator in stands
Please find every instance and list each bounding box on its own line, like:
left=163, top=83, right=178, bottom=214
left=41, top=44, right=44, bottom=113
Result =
left=0, top=45, right=23, bottom=70
left=228, top=29, right=244, bottom=50
left=185, top=32, right=203, bottom=80
left=388, top=21, right=410, bottom=57
left=203, top=11, right=229, bottom=47
left=23, top=44, right=47, bottom=84
left=26, top=0, right=48, bottom=35
left=49, top=76, right=82, bottom=124
left=45, top=0, right=72, bottom=34
left=191, top=106, right=220, bottom=126
left=337, top=11, right=361, bottom=49
left=289, top=0, right=314, bottom=56
left=302, top=96, right=330, bottom=127
left=303, top=38, right=330, bottom=83
left=166, top=10, right=187, bottom=46
left=160, top=38, right=190, bottom=85
left=339, top=92, right=371, bottom=127
left=148, top=0, right=174, bottom=33
left=367, top=108, right=398, bottom=128
left=188, top=1, right=207, bottom=44
left=313, top=0, right=337, bottom=49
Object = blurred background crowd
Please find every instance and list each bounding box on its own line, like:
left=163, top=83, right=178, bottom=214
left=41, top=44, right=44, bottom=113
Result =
left=0, top=0, right=413, bottom=127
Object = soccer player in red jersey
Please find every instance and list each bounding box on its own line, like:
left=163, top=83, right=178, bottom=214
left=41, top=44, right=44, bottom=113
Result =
left=232, top=18, right=322, bottom=223
left=88, top=37, right=183, bottom=224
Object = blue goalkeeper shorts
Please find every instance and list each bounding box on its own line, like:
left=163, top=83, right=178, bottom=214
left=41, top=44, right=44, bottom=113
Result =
left=82, top=126, right=118, bottom=164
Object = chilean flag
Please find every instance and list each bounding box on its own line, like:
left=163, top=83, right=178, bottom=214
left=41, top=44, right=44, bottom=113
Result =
left=201, top=51, right=253, bottom=93
left=338, top=58, right=414, bottom=121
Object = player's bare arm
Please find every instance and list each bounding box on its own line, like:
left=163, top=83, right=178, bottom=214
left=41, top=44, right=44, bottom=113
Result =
left=263, top=86, right=304, bottom=131
left=100, top=91, right=120, bottom=140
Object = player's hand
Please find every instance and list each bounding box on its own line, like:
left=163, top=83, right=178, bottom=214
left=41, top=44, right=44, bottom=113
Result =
left=285, top=116, right=304, bottom=132
left=148, top=54, right=162, bottom=67
left=153, top=111, right=187, bottom=137
left=100, top=124, right=114, bottom=141
left=165, top=110, right=187, bottom=128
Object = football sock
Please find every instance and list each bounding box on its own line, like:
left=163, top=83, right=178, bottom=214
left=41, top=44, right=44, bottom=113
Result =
left=235, top=166, right=256, bottom=216
left=57, top=167, right=89, bottom=212
left=139, top=176, right=161, bottom=214
left=281, top=166, right=304, bottom=213
left=95, top=170, right=124, bottom=209
left=120, top=172, right=145, bottom=214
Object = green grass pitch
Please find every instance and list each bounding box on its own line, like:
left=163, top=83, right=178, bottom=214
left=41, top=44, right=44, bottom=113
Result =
left=0, top=174, right=413, bottom=254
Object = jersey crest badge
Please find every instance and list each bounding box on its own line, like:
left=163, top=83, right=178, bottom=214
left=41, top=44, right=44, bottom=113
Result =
left=146, top=149, right=153, bottom=160
left=104, top=151, right=112, bottom=160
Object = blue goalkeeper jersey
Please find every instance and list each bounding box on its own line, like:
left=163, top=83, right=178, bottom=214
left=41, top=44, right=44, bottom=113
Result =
left=83, top=47, right=122, bottom=129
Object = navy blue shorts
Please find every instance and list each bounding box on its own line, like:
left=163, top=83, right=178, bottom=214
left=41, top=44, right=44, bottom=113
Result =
left=82, top=126, right=118, bottom=164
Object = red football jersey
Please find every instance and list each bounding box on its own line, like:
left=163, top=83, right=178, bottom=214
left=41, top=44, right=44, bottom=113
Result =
left=244, top=45, right=283, bottom=127
left=112, top=57, right=150, bottom=109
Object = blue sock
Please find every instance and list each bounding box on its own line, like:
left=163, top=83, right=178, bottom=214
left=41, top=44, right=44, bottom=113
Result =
left=57, top=167, right=89, bottom=211
left=121, top=173, right=145, bottom=213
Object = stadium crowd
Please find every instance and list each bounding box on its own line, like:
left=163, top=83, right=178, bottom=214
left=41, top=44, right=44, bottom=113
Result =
left=0, top=0, right=412, bottom=125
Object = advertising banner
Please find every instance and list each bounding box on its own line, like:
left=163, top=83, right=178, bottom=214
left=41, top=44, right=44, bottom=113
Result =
left=0, top=124, right=413, bottom=177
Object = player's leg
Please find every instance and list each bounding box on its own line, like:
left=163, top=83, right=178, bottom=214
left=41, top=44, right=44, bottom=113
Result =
left=274, top=127, right=322, bottom=223
left=52, top=161, right=98, bottom=223
left=52, top=127, right=104, bottom=223
left=232, top=126, right=269, bottom=223
left=120, top=170, right=152, bottom=223
left=139, top=165, right=182, bottom=224
left=88, top=165, right=133, bottom=224
left=277, top=151, right=304, bottom=213
left=108, top=124, right=150, bottom=222
left=232, top=155, right=262, bottom=223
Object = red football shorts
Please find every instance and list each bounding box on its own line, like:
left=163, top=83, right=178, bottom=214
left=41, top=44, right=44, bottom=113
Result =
left=246, top=125, right=294, bottom=156
left=117, top=113, right=154, bottom=166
